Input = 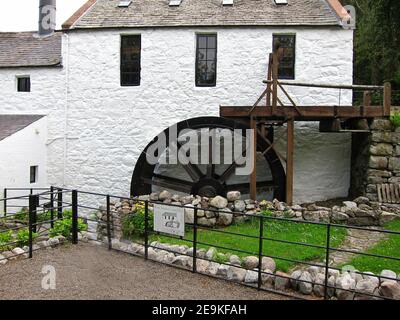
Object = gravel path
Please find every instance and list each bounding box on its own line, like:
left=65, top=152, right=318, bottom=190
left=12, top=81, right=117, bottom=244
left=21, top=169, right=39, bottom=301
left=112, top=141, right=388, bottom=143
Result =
left=0, top=243, right=286, bottom=300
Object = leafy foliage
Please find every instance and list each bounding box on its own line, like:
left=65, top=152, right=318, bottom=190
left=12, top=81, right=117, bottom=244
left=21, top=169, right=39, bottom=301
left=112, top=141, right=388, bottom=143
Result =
left=0, top=231, right=13, bottom=251
left=49, top=213, right=87, bottom=238
left=390, top=112, right=400, bottom=128
left=122, top=202, right=154, bottom=238
left=341, top=0, right=400, bottom=104
left=16, top=229, right=38, bottom=247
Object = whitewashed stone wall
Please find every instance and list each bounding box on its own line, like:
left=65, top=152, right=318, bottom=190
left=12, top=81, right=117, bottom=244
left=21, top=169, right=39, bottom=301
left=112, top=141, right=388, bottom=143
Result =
left=0, top=26, right=353, bottom=204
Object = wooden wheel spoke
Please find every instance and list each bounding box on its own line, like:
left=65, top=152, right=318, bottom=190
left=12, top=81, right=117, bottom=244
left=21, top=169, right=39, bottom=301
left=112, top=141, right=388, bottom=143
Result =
left=175, top=140, right=204, bottom=181
left=142, top=174, right=193, bottom=193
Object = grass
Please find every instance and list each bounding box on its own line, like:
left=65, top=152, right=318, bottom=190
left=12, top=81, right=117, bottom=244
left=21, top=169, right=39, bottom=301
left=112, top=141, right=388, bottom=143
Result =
left=146, top=215, right=347, bottom=272
left=344, top=220, right=400, bottom=274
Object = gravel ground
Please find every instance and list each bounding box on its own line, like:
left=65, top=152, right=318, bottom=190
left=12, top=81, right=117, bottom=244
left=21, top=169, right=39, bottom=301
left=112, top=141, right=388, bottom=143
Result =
left=0, top=243, right=287, bottom=300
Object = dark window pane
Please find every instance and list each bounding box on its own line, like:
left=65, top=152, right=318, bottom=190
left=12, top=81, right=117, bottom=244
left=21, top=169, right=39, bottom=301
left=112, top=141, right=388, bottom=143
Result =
left=121, top=35, right=141, bottom=86
left=196, top=34, right=217, bottom=87
left=17, top=77, right=30, bottom=92
left=30, top=166, right=37, bottom=183
left=273, top=34, right=296, bottom=80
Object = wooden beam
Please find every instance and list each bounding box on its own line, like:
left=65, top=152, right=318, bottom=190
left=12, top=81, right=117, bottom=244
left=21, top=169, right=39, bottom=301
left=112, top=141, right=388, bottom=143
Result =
left=263, top=80, right=384, bottom=91
left=250, top=117, right=257, bottom=200
left=286, top=119, right=294, bottom=206
left=220, top=105, right=386, bottom=119
left=384, top=82, right=392, bottom=116
left=272, top=53, right=279, bottom=114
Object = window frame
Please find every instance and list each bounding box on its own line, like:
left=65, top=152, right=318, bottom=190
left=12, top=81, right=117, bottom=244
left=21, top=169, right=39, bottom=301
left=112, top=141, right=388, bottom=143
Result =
left=272, top=34, right=296, bottom=80
left=17, top=76, right=31, bottom=92
left=120, top=34, right=142, bottom=87
left=195, top=33, right=218, bottom=87
left=30, top=166, right=38, bottom=184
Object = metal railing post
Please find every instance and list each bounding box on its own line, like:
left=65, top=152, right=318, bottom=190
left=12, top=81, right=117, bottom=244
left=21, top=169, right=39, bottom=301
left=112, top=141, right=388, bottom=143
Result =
left=324, top=223, right=331, bottom=300
left=192, top=207, right=198, bottom=273
left=3, top=188, right=7, bottom=217
left=144, top=200, right=149, bottom=260
left=258, top=215, right=264, bottom=290
left=28, top=195, right=35, bottom=258
left=71, top=190, right=78, bottom=244
left=106, top=195, right=112, bottom=250
left=57, top=188, right=63, bottom=219
left=50, top=186, right=54, bottom=228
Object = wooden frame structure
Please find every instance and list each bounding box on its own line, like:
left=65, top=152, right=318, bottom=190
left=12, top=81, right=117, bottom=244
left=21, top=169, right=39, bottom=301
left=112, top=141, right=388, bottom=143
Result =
left=220, top=53, right=392, bottom=205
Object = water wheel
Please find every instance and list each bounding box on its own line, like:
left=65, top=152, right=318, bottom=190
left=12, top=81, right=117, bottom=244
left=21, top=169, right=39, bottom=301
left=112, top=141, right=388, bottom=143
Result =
left=131, top=117, right=285, bottom=200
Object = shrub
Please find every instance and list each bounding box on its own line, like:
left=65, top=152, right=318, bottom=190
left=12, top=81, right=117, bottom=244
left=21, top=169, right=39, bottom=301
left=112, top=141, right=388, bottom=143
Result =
left=0, top=230, right=13, bottom=251
left=49, top=216, right=87, bottom=238
left=16, top=228, right=38, bottom=247
left=13, top=208, right=28, bottom=222
left=122, top=203, right=154, bottom=238
left=390, top=112, right=400, bottom=128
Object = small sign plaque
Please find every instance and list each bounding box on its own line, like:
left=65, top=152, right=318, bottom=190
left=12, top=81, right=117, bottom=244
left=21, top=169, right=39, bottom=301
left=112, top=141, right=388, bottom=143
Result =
left=153, top=204, right=185, bottom=237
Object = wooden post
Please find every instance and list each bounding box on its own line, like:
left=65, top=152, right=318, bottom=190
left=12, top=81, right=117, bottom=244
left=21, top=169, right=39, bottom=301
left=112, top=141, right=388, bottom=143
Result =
left=266, top=54, right=273, bottom=107
left=286, top=119, right=294, bottom=206
left=250, top=116, right=257, bottom=200
left=363, top=91, right=371, bottom=107
left=383, top=82, right=392, bottom=116
left=272, top=53, right=279, bottom=115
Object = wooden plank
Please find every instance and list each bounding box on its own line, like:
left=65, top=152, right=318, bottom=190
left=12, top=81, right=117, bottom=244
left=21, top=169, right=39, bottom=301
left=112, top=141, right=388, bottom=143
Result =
left=384, top=82, right=392, bottom=116
left=272, top=53, right=279, bottom=114
left=382, top=184, right=388, bottom=203
left=250, top=117, right=257, bottom=200
left=395, top=184, right=400, bottom=203
left=266, top=54, right=273, bottom=107
left=263, top=80, right=384, bottom=91
left=377, top=184, right=382, bottom=203
left=220, top=105, right=386, bottom=119
left=286, top=119, right=294, bottom=206
left=390, top=184, right=395, bottom=203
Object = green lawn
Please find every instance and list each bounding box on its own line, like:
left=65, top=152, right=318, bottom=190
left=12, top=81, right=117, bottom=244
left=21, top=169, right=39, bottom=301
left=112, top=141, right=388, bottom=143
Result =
left=148, top=216, right=347, bottom=272
left=345, top=220, right=400, bottom=274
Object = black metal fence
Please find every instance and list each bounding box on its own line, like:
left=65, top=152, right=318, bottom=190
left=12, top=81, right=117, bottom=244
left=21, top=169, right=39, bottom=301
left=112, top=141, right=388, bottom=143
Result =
left=1, top=187, right=399, bottom=300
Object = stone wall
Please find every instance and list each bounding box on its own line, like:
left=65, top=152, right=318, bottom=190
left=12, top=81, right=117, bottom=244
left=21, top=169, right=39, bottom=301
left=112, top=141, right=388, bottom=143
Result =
left=354, top=118, right=400, bottom=201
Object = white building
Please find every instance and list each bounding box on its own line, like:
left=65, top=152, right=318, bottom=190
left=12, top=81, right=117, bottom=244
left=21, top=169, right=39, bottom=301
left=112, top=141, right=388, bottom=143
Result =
left=0, top=115, right=47, bottom=213
left=0, top=0, right=354, bottom=204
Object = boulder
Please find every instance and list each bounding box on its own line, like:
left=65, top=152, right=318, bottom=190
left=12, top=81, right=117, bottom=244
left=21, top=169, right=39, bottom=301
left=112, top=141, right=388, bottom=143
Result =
left=261, top=256, right=276, bottom=273
left=149, top=193, right=159, bottom=201
left=273, top=199, right=286, bottom=211
left=354, top=279, right=378, bottom=300
left=217, top=264, right=230, bottom=277
left=379, top=281, right=400, bottom=299
left=343, top=201, right=358, bottom=209
left=244, top=270, right=259, bottom=283
left=261, top=269, right=275, bottom=287
left=313, top=274, right=335, bottom=297
left=205, top=210, right=216, bottom=218
left=290, top=270, right=303, bottom=290
left=198, top=217, right=216, bottom=227
left=380, top=212, right=399, bottom=224
left=353, top=196, right=371, bottom=206
left=205, top=247, right=217, bottom=260
left=11, top=247, right=27, bottom=258
left=196, top=259, right=210, bottom=273
left=217, top=208, right=233, bottom=226
left=209, top=196, right=228, bottom=209
left=335, top=273, right=356, bottom=300
left=380, top=269, right=397, bottom=282
left=274, top=271, right=290, bottom=291
left=172, top=255, right=190, bottom=267
left=159, top=190, right=172, bottom=201
left=227, top=266, right=247, bottom=282
left=227, top=191, right=241, bottom=202
left=307, top=266, right=321, bottom=280
left=184, top=205, right=195, bottom=224
left=0, top=254, right=7, bottom=265
left=229, top=255, right=242, bottom=266
left=233, top=200, right=246, bottom=212
left=331, top=210, right=349, bottom=223
left=206, top=262, right=220, bottom=276
left=298, top=271, right=313, bottom=295
left=362, top=272, right=380, bottom=286
left=243, top=256, right=259, bottom=270
left=47, top=237, right=60, bottom=247
left=303, top=210, right=322, bottom=222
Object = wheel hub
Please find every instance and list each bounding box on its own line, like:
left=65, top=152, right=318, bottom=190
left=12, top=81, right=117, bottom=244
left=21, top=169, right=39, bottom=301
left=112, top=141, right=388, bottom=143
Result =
left=191, top=177, right=226, bottom=198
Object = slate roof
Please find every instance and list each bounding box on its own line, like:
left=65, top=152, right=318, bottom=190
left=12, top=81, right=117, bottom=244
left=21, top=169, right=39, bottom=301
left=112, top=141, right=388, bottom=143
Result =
left=0, top=32, right=62, bottom=68
left=0, top=115, right=45, bottom=141
left=67, top=0, right=341, bottom=30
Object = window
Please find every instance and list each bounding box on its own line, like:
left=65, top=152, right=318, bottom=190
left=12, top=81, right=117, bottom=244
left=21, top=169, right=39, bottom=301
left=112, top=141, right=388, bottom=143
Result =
left=273, top=35, right=296, bottom=80
left=30, top=166, right=38, bottom=184
left=196, top=34, right=217, bottom=87
left=17, top=76, right=31, bottom=92
left=121, top=35, right=141, bottom=86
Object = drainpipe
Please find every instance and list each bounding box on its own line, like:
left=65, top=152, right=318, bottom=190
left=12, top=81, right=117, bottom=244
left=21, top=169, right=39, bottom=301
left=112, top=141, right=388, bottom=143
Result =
left=63, top=32, right=70, bottom=187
